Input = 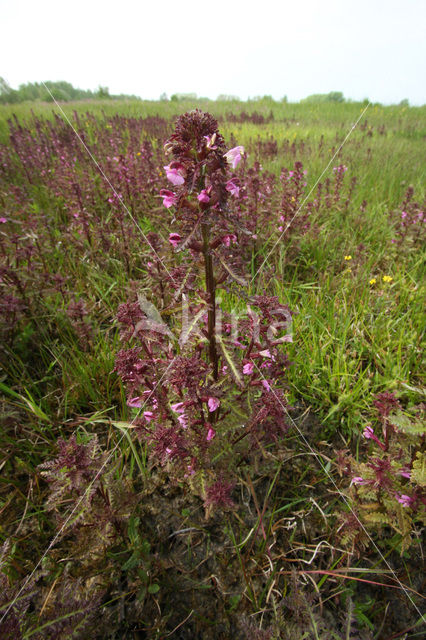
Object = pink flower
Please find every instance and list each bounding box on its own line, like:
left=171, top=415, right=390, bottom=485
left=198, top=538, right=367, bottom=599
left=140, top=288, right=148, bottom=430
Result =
left=204, top=133, right=217, bottom=149
left=225, top=179, right=240, bottom=197
left=185, top=463, right=196, bottom=477
left=127, top=396, right=143, bottom=408
left=261, top=379, right=271, bottom=392
left=401, top=211, right=407, bottom=219
left=171, top=402, right=185, bottom=413
left=259, top=349, right=272, bottom=358
left=208, top=397, right=220, bottom=412
left=222, top=234, right=237, bottom=247
left=398, top=468, right=411, bottom=479
left=351, top=476, right=369, bottom=486
left=363, top=426, right=375, bottom=439
left=396, top=494, right=413, bottom=507
left=177, top=413, right=188, bottom=428
left=224, top=146, right=245, bottom=169
left=206, top=427, right=216, bottom=441
left=0, top=217, right=7, bottom=223
left=243, top=362, right=254, bottom=375
left=160, top=189, right=178, bottom=208
left=198, top=189, right=210, bottom=203
left=362, top=425, right=386, bottom=450
left=143, top=411, right=154, bottom=422
left=169, top=232, right=182, bottom=248
left=164, top=164, right=185, bottom=186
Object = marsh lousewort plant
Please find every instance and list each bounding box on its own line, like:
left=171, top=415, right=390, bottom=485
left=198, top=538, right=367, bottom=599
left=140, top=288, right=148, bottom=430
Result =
left=114, top=111, right=293, bottom=507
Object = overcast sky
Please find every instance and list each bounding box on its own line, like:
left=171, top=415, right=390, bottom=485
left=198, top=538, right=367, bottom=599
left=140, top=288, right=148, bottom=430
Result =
left=1, top=0, right=425, bottom=104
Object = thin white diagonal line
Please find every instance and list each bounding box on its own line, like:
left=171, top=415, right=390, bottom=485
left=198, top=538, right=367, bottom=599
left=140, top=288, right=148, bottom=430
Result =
left=252, top=362, right=425, bottom=623
left=251, top=102, right=371, bottom=284
left=0, top=358, right=177, bottom=626
left=40, top=82, right=177, bottom=285
left=0, top=88, right=187, bottom=627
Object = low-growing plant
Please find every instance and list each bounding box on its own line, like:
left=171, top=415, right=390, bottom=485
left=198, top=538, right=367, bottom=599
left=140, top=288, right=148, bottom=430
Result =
left=338, top=391, right=425, bottom=552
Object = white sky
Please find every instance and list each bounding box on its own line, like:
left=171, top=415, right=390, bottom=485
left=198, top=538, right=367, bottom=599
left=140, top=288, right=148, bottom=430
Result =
left=1, top=0, right=425, bottom=104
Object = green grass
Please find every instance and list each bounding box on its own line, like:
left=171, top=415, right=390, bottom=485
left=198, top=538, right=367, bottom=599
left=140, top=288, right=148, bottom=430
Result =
left=0, top=98, right=424, bottom=638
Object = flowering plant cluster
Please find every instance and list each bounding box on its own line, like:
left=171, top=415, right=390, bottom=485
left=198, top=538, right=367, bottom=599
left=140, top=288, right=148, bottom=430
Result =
left=337, top=392, right=425, bottom=552
left=114, top=111, right=294, bottom=509
left=390, top=186, right=425, bottom=250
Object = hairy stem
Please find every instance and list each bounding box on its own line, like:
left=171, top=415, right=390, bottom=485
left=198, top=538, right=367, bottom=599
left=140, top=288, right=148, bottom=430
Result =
left=202, top=221, right=218, bottom=381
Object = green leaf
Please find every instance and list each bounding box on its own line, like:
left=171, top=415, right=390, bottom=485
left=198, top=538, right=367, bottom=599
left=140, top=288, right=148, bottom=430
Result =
left=217, top=336, right=244, bottom=389
left=179, top=303, right=207, bottom=347
left=389, top=411, right=425, bottom=435
left=122, top=552, right=140, bottom=571
left=148, top=583, right=160, bottom=594
left=128, top=516, right=140, bottom=544
left=411, top=452, right=426, bottom=486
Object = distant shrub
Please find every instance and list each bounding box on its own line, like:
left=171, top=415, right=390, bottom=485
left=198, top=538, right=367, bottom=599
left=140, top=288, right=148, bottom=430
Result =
left=301, top=91, right=345, bottom=104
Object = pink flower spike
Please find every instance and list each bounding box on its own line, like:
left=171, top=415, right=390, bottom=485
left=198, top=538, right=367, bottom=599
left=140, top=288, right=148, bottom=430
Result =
left=224, top=145, right=245, bottom=169
left=127, top=396, right=143, bottom=408
left=169, top=232, right=182, bottom=248
left=401, top=211, right=407, bottom=218
left=208, top=397, right=220, bottom=412
left=225, top=179, right=240, bottom=197
left=143, top=411, right=154, bottom=422
left=164, top=164, right=185, bottom=186
left=198, top=189, right=210, bottom=203
left=206, top=427, right=216, bottom=441
left=396, top=494, right=413, bottom=507
left=243, top=362, right=254, bottom=375
left=261, top=379, right=271, bottom=392
left=160, top=189, right=178, bottom=208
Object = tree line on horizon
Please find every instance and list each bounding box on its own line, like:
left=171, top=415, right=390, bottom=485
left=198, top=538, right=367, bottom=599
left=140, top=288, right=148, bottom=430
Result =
left=0, top=79, right=411, bottom=106
left=0, top=78, right=141, bottom=104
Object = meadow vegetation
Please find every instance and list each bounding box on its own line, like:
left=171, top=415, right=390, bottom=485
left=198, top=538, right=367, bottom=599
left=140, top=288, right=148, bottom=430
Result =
left=0, top=98, right=425, bottom=639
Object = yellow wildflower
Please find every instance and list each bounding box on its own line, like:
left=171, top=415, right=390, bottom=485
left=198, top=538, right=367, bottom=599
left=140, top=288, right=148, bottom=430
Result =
left=137, top=152, right=141, bottom=156
left=382, top=275, right=393, bottom=283
left=344, top=255, right=352, bottom=261
left=369, top=278, right=376, bottom=285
